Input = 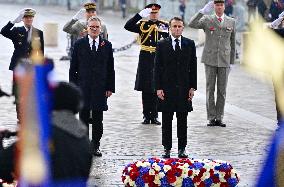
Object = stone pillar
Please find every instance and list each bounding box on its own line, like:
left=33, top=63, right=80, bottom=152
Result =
left=43, top=23, right=58, bottom=47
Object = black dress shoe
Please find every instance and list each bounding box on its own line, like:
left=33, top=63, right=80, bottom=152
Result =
left=151, top=118, right=161, bottom=125
left=178, top=149, right=188, bottom=158
left=216, top=120, right=226, bottom=127
left=93, top=149, right=102, bottom=157
left=141, top=119, right=150, bottom=124
left=162, top=149, right=171, bottom=158
left=207, top=119, right=216, bottom=126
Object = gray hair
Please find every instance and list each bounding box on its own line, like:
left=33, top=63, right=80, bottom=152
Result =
left=87, top=16, right=101, bottom=25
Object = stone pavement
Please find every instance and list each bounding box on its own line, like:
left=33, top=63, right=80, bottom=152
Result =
left=0, top=3, right=278, bottom=187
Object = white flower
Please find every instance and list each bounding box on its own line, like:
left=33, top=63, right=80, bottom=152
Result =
left=129, top=180, right=135, bottom=186
left=164, top=165, right=171, bottom=172
left=152, top=163, right=161, bottom=171
left=149, top=168, right=155, bottom=175
left=141, top=162, right=151, bottom=167
left=128, top=167, right=133, bottom=172
left=159, top=172, right=165, bottom=178
left=136, top=161, right=143, bottom=167
left=154, top=175, right=161, bottom=185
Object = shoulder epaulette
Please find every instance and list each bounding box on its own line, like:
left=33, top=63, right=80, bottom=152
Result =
left=159, top=19, right=169, bottom=24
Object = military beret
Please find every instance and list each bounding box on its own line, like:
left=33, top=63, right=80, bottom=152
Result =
left=145, top=3, right=161, bottom=13
left=23, top=8, right=36, bottom=17
left=214, top=0, right=225, bottom=3
left=84, top=2, right=96, bottom=11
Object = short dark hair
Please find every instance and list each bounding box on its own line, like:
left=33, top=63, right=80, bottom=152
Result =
left=169, top=17, right=184, bottom=27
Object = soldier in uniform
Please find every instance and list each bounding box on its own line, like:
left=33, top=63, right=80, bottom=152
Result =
left=189, top=0, right=236, bottom=127
left=124, top=3, right=169, bottom=125
left=1, top=8, right=44, bottom=122
left=63, top=2, right=108, bottom=57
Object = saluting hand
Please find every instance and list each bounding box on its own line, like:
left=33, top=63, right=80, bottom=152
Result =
left=138, top=8, right=152, bottom=18
left=73, top=8, right=86, bottom=20
left=12, top=9, right=25, bottom=24
left=199, top=1, right=214, bottom=15
left=157, top=90, right=165, bottom=100
left=270, top=17, right=284, bottom=29
left=188, top=88, right=195, bottom=101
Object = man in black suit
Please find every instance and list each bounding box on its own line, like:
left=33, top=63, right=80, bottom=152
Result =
left=69, top=16, right=115, bottom=157
left=154, top=17, right=197, bottom=158
left=1, top=8, right=44, bottom=121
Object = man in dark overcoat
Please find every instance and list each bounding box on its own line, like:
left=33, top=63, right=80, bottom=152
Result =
left=69, top=16, right=115, bottom=157
left=154, top=17, right=197, bottom=158
left=124, top=3, right=169, bottom=125
left=1, top=8, right=44, bottom=121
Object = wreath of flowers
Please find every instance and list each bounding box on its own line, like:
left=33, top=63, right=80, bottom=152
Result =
left=122, top=158, right=239, bottom=187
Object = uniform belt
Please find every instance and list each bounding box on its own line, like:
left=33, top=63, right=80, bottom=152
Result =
left=140, top=45, right=156, bottom=53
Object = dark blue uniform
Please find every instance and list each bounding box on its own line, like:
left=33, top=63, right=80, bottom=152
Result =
left=124, top=13, right=169, bottom=122
left=1, top=21, right=44, bottom=71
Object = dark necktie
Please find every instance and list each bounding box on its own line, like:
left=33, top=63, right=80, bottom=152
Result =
left=175, top=38, right=180, bottom=51
left=92, top=41, right=96, bottom=52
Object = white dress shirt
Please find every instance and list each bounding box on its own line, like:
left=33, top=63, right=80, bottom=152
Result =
left=215, top=13, right=225, bottom=25
left=170, top=35, right=182, bottom=50
left=88, top=35, right=99, bottom=51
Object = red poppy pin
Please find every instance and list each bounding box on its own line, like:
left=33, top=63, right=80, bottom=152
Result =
left=209, top=26, right=215, bottom=31
left=100, top=41, right=105, bottom=47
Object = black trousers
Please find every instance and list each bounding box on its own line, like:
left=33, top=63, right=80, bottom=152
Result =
left=274, top=82, right=283, bottom=125
left=142, top=91, right=158, bottom=120
left=12, top=73, right=20, bottom=121
left=162, top=112, right=188, bottom=150
left=79, top=109, right=103, bottom=149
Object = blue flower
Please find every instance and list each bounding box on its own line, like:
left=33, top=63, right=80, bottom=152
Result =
left=219, top=163, right=231, bottom=171
left=135, top=176, right=145, bottom=187
left=148, top=158, right=155, bottom=165
left=193, top=162, right=203, bottom=170
left=161, top=177, right=170, bottom=186
left=228, top=178, right=238, bottom=187
left=204, top=178, right=213, bottom=187
left=139, top=167, right=149, bottom=175
left=182, top=178, right=194, bottom=187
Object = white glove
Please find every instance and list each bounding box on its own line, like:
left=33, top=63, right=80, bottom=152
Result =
left=12, top=9, right=25, bottom=24
left=138, top=8, right=152, bottom=18
left=72, top=9, right=85, bottom=20
left=279, top=11, right=284, bottom=18
left=270, top=17, right=284, bottom=29
left=199, top=1, right=214, bottom=15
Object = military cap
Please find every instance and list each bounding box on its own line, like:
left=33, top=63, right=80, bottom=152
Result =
left=84, top=2, right=96, bottom=11
left=23, top=8, right=36, bottom=17
left=214, top=0, right=225, bottom=3
left=145, top=3, right=161, bottom=13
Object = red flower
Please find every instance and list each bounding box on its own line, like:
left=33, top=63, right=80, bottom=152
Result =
left=167, top=174, right=176, bottom=183
left=100, top=41, right=105, bottom=47
left=198, top=181, right=206, bottom=187
left=209, top=26, right=215, bottom=31
left=142, top=173, right=155, bottom=183
left=188, top=170, right=193, bottom=176
left=129, top=170, right=139, bottom=181
left=193, top=176, right=201, bottom=183
left=121, top=176, right=126, bottom=182
left=220, top=182, right=229, bottom=187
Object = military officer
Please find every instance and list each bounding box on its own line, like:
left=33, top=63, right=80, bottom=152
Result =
left=63, top=2, right=108, bottom=56
left=124, top=3, right=169, bottom=125
left=1, top=8, right=44, bottom=122
left=189, top=0, right=236, bottom=127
